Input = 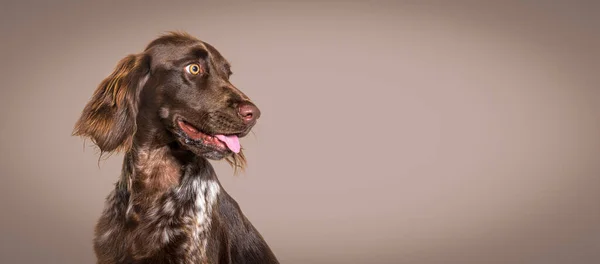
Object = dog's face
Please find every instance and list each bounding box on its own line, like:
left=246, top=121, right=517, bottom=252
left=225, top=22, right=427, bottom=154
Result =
left=74, top=32, right=259, bottom=163
left=141, top=36, right=260, bottom=160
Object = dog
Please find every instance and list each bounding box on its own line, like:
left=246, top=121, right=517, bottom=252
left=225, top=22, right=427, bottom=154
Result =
left=74, top=32, right=279, bottom=264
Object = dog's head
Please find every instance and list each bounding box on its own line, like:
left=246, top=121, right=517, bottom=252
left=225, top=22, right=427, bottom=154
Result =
left=74, top=32, right=259, bottom=166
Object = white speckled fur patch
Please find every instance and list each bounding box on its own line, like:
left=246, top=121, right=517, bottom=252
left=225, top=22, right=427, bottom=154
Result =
left=192, top=179, right=220, bottom=260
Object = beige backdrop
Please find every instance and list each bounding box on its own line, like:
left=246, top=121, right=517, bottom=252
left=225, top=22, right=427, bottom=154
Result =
left=1, top=1, right=599, bottom=263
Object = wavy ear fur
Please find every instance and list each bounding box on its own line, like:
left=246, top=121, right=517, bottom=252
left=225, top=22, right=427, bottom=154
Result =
left=73, top=54, right=150, bottom=153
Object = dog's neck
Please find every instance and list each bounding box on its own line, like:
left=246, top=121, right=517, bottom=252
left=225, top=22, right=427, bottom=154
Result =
left=125, top=109, right=208, bottom=188
left=130, top=145, right=181, bottom=193
left=120, top=131, right=218, bottom=213
left=117, top=137, right=224, bottom=257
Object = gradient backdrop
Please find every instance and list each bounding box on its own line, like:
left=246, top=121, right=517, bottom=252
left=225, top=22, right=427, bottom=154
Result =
left=1, top=1, right=599, bottom=263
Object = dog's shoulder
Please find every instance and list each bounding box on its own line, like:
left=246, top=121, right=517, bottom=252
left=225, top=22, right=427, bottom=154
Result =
left=211, top=193, right=280, bottom=264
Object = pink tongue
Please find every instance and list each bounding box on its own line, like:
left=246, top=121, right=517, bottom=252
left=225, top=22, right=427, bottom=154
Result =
left=215, top=135, right=241, bottom=153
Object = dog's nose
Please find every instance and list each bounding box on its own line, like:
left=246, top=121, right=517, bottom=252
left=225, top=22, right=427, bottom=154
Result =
left=238, top=103, right=260, bottom=124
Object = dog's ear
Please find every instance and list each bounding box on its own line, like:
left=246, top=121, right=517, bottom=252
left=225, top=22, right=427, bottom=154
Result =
left=73, top=54, right=150, bottom=153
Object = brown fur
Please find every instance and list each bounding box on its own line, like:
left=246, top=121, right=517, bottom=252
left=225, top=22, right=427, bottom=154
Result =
left=74, top=54, right=146, bottom=153
left=75, top=32, right=277, bottom=264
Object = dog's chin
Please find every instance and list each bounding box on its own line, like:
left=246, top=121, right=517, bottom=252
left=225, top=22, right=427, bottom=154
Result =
left=173, top=119, right=233, bottom=160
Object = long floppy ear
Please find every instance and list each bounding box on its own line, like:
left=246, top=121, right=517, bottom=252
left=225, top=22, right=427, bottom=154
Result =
left=73, top=54, right=150, bottom=153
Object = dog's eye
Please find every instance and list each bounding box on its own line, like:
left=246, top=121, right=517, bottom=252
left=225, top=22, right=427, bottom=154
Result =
left=185, top=64, right=203, bottom=75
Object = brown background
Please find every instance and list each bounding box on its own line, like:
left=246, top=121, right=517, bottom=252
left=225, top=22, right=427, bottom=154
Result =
left=1, top=1, right=599, bottom=263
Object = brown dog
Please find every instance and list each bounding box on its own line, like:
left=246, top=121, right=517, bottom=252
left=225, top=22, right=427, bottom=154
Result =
left=74, top=32, right=279, bottom=264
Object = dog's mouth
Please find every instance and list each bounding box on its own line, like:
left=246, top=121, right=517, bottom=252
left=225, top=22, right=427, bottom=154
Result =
left=176, top=119, right=241, bottom=153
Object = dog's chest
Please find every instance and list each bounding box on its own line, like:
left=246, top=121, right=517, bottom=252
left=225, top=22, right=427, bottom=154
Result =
left=97, top=176, right=224, bottom=263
